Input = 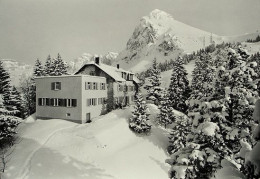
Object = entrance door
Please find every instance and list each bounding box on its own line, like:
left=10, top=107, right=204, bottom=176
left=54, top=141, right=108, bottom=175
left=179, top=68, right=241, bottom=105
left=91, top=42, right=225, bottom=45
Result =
left=86, top=113, right=91, bottom=123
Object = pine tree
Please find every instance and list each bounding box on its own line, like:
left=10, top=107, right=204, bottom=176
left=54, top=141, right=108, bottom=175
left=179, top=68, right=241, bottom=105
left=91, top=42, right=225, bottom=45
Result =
left=34, top=58, right=45, bottom=76
left=167, top=115, right=191, bottom=155
left=158, top=90, right=175, bottom=128
left=20, top=76, right=36, bottom=117
left=144, top=59, right=163, bottom=105
left=0, top=95, right=8, bottom=115
left=44, top=55, right=54, bottom=76
left=52, top=53, right=68, bottom=76
left=3, top=86, right=23, bottom=117
left=129, top=92, right=151, bottom=133
left=166, top=52, right=234, bottom=179
left=168, top=56, right=190, bottom=113
left=241, top=99, right=260, bottom=178
left=0, top=61, right=11, bottom=95
left=187, top=53, right=216, bottom=123
left=215, top=47, right=258, bottom=165
left=0, top=115, right=20, bottom=173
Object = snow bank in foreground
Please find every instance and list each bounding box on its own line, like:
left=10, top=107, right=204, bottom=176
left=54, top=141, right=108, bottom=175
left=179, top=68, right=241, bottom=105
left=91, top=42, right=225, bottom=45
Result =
left=4, top=106, right=170, bottom=179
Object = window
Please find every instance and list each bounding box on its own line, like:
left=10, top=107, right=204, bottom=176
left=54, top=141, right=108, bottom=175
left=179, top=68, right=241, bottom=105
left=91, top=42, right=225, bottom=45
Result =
left=38, top=98, right=46, bottom=106
left=37, top=98, right=76, bottom=107
left=86, top=82, right=92, bottom=90
left=100, top=83, right=106, bottom=90
left=67, top=99, right=72, bottom=107
left=98, top=98, right=106, bottom=105
left=51, top=82, right=61, bottom=90
left=130, top=74, right=133, bottom=80
left=66, top=113, right=71, bottom=117
left=87, top=98, right=97, bottom=106
left=46, top=98, right=50, bottom=106
left=58, top=99, right=64, bottom=106
left=54, top=98, right=58, bottom=106
left=65, top=99, right=77, bottom=107
left=50, top=98, right=58, bottom=106
left=118, top=84, right=123, bottom=91
left=72, top=99, right=77, bottom=107
left=93, top=82, right=98, bottom=90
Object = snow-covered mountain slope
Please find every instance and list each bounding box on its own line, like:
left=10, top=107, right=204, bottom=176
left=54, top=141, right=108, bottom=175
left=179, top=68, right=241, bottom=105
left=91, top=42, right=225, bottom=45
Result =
left=114, top=9, right=223, bottom=73
left=4, top=105, right=170, bottom=179
left=68, top=52, right=118, bottom=74
left=0, top=59, right=33, bottom=86
left=113, top=9, right=260, bottom=73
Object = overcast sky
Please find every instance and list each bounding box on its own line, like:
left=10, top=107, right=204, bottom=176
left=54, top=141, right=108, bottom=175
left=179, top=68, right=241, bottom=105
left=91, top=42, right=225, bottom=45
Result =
left=1, top=0, right=260, bottom=64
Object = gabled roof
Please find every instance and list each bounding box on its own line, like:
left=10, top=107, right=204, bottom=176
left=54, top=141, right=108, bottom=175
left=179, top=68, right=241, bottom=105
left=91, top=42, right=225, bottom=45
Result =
left=75, top=61, right=140, bottom=83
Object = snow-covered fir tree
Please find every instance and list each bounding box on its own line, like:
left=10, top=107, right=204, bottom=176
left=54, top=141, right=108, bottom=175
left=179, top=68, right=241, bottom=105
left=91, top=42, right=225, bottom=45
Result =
left=34, top=58, right=45, bottom=76
left=0, top=61, right=11, bottom=95
left=0, top=115, right=20, bottom=149
left=168, top=56, right=190, bottom=113
left=215, top=47, right=258, bottom=166
left=241, top=99, right=260, bottom=178
left=52, top=53, right=68, bottom=76
left=249, top=52, right=260, bottom=95
left=0, top=95, right=8, bottom=115
left=44, top=55, right=54, bottom=76
left=166, top=91, right=232, bottom=178
left=144, top=59, right=163, bottom=105
left=158, top=90, right=175, bottom=128
left=3, top=86, right=23, bottom=117
left=166, top=52, right=234, bottom=179
left=167, top=115, right=191, bottom=155
left=129, top=92, right=151, bottom=133
left=20, top=76, right=36, bottom=117
left=187, top=52, right=216, bottom=124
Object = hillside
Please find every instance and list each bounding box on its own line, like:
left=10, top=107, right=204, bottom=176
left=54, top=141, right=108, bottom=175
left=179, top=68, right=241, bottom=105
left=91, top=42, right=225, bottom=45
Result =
left=3, top=105, right=174, bottom=179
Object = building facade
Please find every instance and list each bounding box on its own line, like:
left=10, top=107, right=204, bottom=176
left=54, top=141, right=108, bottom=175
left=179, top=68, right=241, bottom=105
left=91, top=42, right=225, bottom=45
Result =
left=75, top=58, right=139, bottom=111
left=36, top=59, right=139, bottom=123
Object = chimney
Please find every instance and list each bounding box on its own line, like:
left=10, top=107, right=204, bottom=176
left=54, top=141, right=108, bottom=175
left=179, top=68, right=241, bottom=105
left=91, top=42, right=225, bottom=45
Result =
left=117, top=64, right=120, bottom=69
left=95, top=57, right=100, bottom=65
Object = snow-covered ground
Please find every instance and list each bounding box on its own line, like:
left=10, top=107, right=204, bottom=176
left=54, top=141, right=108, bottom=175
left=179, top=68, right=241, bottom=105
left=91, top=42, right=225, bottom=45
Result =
left=3, top=105, right=171, bottom=179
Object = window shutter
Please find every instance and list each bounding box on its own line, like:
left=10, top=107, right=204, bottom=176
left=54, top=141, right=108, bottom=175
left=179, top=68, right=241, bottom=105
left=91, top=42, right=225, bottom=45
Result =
left=96, top=83, right=98, bottom=90
left=51, top=82, right=55, bottom=90
left=46, top=98, right=49, bottom=106
left=58, top=82, right=61, bottom=90
left=87, top=99, right=89, bottom=106
left=50, top=98, right=54, bottom=106
left=38, top=98, right=42, bottom=106
left=72, top=99, right=77, bottom=107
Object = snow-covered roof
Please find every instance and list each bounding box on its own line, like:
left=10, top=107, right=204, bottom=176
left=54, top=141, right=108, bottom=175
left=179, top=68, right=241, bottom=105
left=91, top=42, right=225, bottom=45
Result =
left=75, top=61, right=140, bottom=83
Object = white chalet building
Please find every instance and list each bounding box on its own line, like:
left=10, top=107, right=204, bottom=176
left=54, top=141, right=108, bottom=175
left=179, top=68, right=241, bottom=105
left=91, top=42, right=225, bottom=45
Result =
left=36, top=58, right=140, bottom=123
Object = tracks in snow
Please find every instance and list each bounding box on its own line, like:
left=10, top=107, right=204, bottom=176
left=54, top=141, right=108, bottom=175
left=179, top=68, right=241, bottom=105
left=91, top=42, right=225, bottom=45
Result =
left=17, top=124, right=77, bottom=179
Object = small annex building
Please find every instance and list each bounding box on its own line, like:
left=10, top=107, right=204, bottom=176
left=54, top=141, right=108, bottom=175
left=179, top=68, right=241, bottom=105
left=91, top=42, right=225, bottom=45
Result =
left=36, top=57, right=140, bottom=123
